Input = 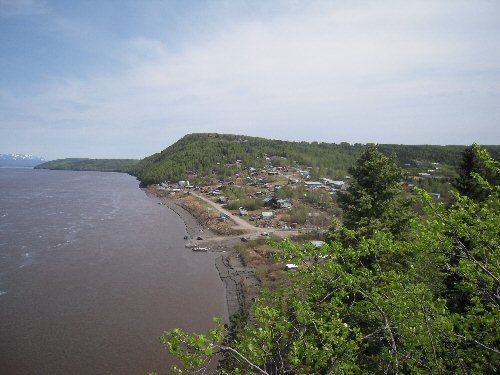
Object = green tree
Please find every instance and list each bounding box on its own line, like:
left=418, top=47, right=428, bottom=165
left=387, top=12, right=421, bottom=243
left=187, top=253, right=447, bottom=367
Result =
left=415, top=152, right=499, bottom=372
left=453, top=143, right=499, bottom=201
left=333, top=144, right=414, bottom=242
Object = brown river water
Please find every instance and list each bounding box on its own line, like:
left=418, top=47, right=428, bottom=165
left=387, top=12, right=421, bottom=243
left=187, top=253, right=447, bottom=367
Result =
left=0, top=168, right=227, bottom=374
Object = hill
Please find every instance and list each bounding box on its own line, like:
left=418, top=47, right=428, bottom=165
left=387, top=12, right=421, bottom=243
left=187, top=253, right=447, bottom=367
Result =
left=35, top=158, right=139, bottom=173
left=132, top=133, right=500, bottom=185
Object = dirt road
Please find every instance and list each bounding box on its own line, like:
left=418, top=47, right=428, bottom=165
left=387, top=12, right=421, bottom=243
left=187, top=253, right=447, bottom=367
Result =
left=187, top=192, right=299, bottom=247
left=190, top=192, right=261, bottom=233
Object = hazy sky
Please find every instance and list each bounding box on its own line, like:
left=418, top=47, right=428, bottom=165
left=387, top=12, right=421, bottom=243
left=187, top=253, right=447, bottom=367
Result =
left=1, top=0, right=499, bottom=159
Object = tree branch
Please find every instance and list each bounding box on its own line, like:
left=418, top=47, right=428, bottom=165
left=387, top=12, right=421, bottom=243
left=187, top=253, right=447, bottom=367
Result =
left=217, top=345, right=270, bottom=375
left=358, top=288, right=400, bottom=375
left=454, top=333, right=500, bottom=355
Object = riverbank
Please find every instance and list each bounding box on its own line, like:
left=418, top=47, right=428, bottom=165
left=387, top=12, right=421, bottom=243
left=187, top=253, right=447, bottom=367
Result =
left=144, top=188, right=261, bottom=318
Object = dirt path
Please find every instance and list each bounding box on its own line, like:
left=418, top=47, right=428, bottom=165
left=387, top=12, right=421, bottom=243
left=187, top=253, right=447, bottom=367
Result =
left=190, top=192, right=261, bottom=233
left=189, top=192, right=300, bottom=241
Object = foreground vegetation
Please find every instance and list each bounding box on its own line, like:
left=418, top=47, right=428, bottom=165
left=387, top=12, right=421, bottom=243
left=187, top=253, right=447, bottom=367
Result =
left=35, top=158, right=139, bottom=173
left=153, top=144, right=499, bottom=374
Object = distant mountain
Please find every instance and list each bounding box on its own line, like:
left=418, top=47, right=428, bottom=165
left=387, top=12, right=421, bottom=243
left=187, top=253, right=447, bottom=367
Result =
left=0, top=154, right=46, bottom=167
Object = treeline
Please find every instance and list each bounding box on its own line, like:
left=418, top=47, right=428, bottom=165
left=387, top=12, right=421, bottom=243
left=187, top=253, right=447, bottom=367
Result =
left=34, top=134, right=500, bottom=185
left=35, top=158, right=139, bottom=173
left=132, top=133, right=500, bottom=185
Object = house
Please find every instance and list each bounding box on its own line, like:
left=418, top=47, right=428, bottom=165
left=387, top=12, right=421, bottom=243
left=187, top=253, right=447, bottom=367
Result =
left=239, top=207, right=248, bottom=216
left=263, top=198, right=291, bottom=209
left=276, top=199, right=292, bottom=209
left=261, top=211, right=274, bottom=220
left=320, top=178, right=345, bottom=189
left=298, top=170, right=309, bottom=178
left=431, top=193, right=441, bottom=200
left=177, top=180, right=190, bottom=188
left=305, top=181, right=323, bottom=189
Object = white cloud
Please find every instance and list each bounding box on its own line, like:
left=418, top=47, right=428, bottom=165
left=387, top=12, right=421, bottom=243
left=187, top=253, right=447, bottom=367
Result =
left=1, top=0, right=500, bottom=158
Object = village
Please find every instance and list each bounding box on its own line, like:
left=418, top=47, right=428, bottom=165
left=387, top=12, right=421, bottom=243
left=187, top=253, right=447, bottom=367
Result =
left=154, top=157, right=351, bottom=236
left=152, top=152, right=449, bottom=238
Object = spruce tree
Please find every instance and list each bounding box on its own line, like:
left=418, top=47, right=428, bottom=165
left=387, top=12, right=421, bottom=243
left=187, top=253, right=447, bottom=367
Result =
left=453, top=143, right=499, bottom=201
left=335, top=144, right=414, bottom=240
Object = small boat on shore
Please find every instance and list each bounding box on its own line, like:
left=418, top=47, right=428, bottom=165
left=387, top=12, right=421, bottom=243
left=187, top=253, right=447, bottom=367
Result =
left=192, top=247, right=208, bottom=252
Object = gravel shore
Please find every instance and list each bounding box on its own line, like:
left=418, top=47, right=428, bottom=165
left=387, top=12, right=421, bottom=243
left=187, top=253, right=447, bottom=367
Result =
left=156, top=195, right=260, bottom=319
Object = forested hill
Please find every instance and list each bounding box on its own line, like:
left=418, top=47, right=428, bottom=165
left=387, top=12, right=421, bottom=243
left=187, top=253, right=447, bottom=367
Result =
left=132, top=133, right=500, bottom=185
left=35, top=158, right=139, bottom=173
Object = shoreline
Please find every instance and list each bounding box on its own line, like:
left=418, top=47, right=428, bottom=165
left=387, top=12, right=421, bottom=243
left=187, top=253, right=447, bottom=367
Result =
left=144, top=189, right=260, bottom=320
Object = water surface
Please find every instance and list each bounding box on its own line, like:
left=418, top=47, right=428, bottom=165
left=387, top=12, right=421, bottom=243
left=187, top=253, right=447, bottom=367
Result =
left=0, top=168, right=226, bottom=374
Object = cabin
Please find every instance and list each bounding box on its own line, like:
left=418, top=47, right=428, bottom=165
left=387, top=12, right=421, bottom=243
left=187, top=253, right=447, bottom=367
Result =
left=261, top=211, right=274, bottom=220
left=305, top=181, right=323, bottom=189
left=276, top=199, right=292, bottom=209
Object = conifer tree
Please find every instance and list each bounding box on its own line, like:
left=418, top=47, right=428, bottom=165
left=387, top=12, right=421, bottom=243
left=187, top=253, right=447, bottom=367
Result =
left=453, top=143, right=499, bottom=201
left=334, top=144, right=414, bottom=240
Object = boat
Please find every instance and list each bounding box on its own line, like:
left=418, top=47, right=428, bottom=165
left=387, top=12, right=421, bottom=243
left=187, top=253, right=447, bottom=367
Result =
left=192, top=247, right=208, bottom=252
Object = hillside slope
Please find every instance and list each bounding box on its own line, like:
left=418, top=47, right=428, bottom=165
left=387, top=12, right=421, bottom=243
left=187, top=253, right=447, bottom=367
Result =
left=132, top=133, right=500, bottom=185
left=35, top=158, right=139, bottom=173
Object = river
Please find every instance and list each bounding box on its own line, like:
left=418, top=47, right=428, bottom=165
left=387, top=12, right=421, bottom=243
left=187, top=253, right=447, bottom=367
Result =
left=0, top=168, right=226, bottom=374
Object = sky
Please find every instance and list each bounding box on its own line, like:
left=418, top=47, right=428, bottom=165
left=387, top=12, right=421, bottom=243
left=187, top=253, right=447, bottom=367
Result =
left=1, top=0, right=499, bottom=159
